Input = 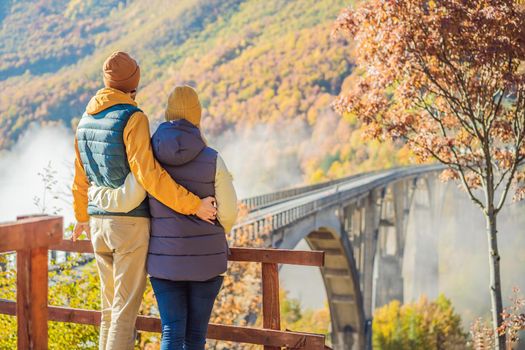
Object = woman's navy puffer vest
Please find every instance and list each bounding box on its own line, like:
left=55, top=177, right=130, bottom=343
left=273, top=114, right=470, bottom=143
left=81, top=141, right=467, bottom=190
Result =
left=147, top=119, right=228, bottom=281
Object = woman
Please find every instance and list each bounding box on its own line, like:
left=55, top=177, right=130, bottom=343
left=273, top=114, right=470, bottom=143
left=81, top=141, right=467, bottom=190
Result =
left=89, top=85, right=238, bottom=350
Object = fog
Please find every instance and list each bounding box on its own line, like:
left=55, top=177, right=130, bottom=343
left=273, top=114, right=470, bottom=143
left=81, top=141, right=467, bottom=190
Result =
left=0, top=124, right=75, bottom=224
left=0, top=116, right=318, bottom=221
left=209, top=111, right=342, bottom=198
left=209, top=118, right=309, bottom=198
left=403, top=181, right=525, bottom=328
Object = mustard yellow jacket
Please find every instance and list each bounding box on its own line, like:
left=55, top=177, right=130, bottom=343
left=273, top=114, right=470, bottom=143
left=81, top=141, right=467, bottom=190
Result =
left=72, top=88, right=201, bottom=222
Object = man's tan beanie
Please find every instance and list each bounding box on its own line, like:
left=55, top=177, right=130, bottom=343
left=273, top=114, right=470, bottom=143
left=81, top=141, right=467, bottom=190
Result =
left=103, top=51, right=140, bottom=93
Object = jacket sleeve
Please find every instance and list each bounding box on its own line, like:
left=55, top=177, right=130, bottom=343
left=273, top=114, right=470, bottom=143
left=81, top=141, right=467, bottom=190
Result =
left=123, top=112, right=202, bottom=215
left=88, top=172, right=147, bottom=213
left=72, top=137, right=90, bottom=223
left=215, top=155, right=238, bottom=233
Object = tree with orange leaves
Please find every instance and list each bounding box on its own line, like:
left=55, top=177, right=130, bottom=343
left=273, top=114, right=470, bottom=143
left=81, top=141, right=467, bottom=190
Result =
left=333, top=1, right=525, bottom=348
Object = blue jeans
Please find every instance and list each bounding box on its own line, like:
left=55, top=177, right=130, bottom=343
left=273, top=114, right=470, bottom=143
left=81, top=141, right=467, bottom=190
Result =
left=150, top=275, right=224, bottom=350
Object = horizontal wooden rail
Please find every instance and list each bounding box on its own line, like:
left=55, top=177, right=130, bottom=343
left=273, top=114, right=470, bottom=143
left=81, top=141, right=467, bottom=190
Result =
left=0, top=299, right=324, bottom=348
left=50, top=240, right=325, bottom=267
left=0, top=216, right=62, bottom=252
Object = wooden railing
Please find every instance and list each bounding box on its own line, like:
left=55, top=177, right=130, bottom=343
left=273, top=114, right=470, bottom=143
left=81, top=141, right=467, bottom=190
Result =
left=0, top=216, right=329, bottom=349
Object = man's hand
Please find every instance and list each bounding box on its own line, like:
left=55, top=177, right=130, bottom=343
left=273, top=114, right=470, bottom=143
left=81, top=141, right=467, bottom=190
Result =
left=72, top=222, right=91, bottom=241
left=195, top=196, right=217, bottom=224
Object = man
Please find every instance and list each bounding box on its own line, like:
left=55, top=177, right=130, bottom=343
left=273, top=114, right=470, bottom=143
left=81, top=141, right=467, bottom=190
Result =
left=71, top=51, right=217, bottom=350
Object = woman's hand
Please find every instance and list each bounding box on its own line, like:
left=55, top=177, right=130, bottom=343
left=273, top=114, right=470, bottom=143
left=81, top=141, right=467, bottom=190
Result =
left=195, top=197, right=217, bottom=224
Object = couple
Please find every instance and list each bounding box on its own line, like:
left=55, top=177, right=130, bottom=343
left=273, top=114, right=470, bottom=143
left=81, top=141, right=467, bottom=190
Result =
left=71, top=51, right=238, bottom=350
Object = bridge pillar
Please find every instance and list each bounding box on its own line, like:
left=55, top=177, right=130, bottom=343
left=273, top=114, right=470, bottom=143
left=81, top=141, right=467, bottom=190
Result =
left=373, top=179, right=418, bottom=309
left=361, top=190, right=381, bottom=320
left=374, top=255, right=404, bottom=307
left=405, top=176, right=440, bottom=301
left=358, top=190, right=382, bottom=350
left=332, top=326, right=357, bottom=350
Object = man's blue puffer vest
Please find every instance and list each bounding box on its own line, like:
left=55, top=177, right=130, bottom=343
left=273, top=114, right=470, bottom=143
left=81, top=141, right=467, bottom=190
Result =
left=76, top=103, right=149, bottom=217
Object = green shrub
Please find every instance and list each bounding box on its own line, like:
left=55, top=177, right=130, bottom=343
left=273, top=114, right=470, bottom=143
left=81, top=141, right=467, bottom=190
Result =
left=373, top=294, right=467, bottom=350
left=0, top=255, right=100, bottom=349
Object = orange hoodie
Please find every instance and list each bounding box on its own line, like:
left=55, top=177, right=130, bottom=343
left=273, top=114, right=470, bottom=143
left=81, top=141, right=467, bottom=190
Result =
left=72, top=88, right=201, bottom=222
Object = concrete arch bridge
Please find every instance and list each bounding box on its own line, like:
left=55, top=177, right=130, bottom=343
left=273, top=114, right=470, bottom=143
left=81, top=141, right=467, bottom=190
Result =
left=235, top=165, right=448, bottom=349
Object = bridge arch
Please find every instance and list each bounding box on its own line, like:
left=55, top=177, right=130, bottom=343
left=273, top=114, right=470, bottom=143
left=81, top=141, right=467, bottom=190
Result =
left=305, top=227, right=365, bottom=350
left=275, top=206, right=365, bottom=349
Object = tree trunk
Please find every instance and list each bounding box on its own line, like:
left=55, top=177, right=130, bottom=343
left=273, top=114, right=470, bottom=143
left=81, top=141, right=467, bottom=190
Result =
left=485, top=212, right=505, bottom=349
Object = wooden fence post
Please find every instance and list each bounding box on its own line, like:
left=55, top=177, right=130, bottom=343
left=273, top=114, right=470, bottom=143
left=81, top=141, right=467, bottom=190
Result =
left=17, top=246, right=49, bottom=349
left=262, top=262, right=281, bottom=350
left=0, top=215, right=63, bottom=350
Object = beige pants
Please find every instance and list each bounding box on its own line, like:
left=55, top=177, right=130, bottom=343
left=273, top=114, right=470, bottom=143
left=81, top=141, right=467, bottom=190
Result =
left=90, top=215, right=150, bottom=350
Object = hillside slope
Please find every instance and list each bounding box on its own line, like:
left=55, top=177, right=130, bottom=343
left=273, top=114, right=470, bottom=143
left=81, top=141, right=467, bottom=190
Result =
left=0, top=0, right=409, bottom=188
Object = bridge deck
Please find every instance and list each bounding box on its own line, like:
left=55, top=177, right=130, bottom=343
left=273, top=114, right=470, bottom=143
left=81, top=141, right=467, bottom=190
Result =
left=237, top=165, right=443, bottom=232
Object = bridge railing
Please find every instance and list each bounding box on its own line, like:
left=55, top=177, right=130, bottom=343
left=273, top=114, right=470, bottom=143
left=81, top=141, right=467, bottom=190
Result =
left=0, top=216, right=329, bottom=350
left=234, top=165, right=443, bottom=241
left=241, top=171, right=377, bottom=210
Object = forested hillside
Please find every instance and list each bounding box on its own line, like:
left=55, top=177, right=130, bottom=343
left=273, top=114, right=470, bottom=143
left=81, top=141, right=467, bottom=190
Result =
left=0, top=0, right=410, bottom=185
